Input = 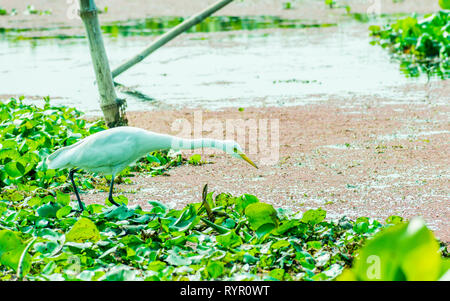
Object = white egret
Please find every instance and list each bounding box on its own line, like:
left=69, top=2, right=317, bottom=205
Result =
left=46, top=126, right=258, bottom=211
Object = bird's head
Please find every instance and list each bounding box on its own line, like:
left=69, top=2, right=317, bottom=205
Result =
left=222, top=140, right=258, bottom=169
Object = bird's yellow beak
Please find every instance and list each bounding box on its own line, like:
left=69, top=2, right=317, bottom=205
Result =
left=238, top=151, right=258, bottom=169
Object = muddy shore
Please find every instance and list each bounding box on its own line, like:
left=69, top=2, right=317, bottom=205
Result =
left=80, top=80, right=450, bottom=242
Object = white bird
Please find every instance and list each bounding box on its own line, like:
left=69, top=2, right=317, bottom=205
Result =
left=46, top=126, right=258, bottom=211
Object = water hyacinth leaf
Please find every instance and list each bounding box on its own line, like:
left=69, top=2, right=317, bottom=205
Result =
left=56, top=205, right=72, bottom=219
left=256, top=223, right=276, bottom=239
left=274, top=219, right=300, bottom=235
left=244, top=202, right=278, bottom=231
left=170, top=205, right=198, bottom=232
left=37, top=202, right=62, bottom=218
left=201, top=218, right=230, bottom=234
left=147, top=260, right=166, bottom=272
left=65, top=218, right=100, bottom=243
left=339, top=217, right=445, bottom=281
left=56, top=192, right=71, bottom=206
left=148, top=200, right=167, bottom=214
left=105, top=265, right=138, bottom=281
left=0, top=230, right=31, bottom=273
left=4, top=161, right=24, bottom=178
left=216, top=230, right=242, bottom=248
left=236, top=194, right=259, bottom=214
left=206, top=261, right=225, bottom=279
left=34, top=240, right=59, bottom=256
left=146, top=155, right=161, bottom=164
left=307, top=241, right=322, bottom=250
left=301, top=208, right=326, bottom=225
left=103, top=205, right=134, bottom=220
left=1, top=248, right=32, bottom=274
left=166, top=252, right=192, bottom=266
left=0, top=230, right=24, bottom=256
left=268, top=268, right=285, bottom=281
left=271, top=240, right=290, bottom=250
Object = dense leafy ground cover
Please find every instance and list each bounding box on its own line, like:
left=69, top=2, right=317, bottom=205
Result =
left=0, top=98, right=448, bottom=281
left=370, top=10, right=450, bottom=78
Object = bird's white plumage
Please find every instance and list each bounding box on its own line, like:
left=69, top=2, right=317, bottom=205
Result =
left=47, top=127, right=173, bottom=175
left=46, top=126, right=254, bottom=176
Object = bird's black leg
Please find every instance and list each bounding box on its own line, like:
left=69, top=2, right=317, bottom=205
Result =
left=108, top=175, right=121, bottom=207
left=69, top=168, right=85, bottom=212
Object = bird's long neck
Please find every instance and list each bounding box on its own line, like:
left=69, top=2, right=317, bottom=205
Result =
left=170, top=137, right=228, bottom=153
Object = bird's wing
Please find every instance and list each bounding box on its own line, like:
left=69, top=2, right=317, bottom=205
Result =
left=71, top=131, right=146, bottom=173
left=46, top=139, right=86, bottom=169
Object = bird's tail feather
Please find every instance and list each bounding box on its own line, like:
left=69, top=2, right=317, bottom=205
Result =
left=46, top=140, right=83, bottom=169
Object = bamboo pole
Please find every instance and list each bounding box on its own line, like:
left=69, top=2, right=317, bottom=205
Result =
left=79, top=0, right=127, bottom=127
left=112, top=0, right=234, bottom=78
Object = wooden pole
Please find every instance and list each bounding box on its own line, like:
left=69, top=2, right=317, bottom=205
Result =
left=112, top=0, right=234, bottom=78
left=79, top=0, right=127, bottom=127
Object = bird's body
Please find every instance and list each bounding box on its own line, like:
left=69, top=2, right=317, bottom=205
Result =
left=47, top=127, right=172, bottom=175
left=46, top=126, right=257, bottom=211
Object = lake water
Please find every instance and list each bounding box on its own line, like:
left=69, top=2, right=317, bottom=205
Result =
left=0, top=16, right=435, bottom=115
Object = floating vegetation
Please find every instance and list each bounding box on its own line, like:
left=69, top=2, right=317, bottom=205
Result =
left=102, top=15, right=336, bottom=38
left=0, top=15, right=336, bottom=41
left=369, top=11, right=450, bottom=79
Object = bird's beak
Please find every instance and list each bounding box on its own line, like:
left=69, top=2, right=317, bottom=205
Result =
left=238, top=151, right=258, bottom=169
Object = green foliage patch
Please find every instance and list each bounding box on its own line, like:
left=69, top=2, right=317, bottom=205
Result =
left=0, top=189, right=387, bottom=281
left=370, top=11, right=450, bottom=78
left=339, top=217, right=449, bottom=281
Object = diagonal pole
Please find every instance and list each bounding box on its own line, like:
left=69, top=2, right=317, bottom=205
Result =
left=112, top=0, right=234, bottom=78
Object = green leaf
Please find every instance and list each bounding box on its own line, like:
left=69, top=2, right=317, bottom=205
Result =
left=206, top=261, right=224, bottom=279
left=37, top=202, right=62, bottom=218
left=105, top=265, right=137, bottom=281
left=4, top=161, right=24, bottom=178
left=236, top=194, right=259, bottom=214
left=166, top=252, right=192, bottom=266
left=56, top=192, right=70, bottom=206
left=301, top=208, right=326, bottom=225
left=147, top=260, right=167, bottom=272
left=65, top=218, right=100, bottom=243
left=244, top=202, right=278, bottom=231
left=271, top=240, right=290, bottom=250
left=216, top=230, right=242, bottom=248
left=339, top=218, right=443, bottom=281
left=0, top=230, right=31, bottom=273
left=170, top=205, right=198, bottom=232
left=255, top=223, right=276, bottom=239
left=268, top=268, right=285, bottom=280
left=56, top=205, right=72, bottom=218
left=201, top=218, right=230, bottom=234
left=307, top=241, right=322, bottom=250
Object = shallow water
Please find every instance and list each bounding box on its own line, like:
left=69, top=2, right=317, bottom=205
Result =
left=0, top=16, right=437, bottom=115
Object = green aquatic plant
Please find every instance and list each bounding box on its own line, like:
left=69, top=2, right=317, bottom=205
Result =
left=369, top=11, right=450, bottom=78
left=0, top=184, right=392, bottom=281
left=25, top=5, right=52, bottom=16
left=338, top=217, right=449, bottom=281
